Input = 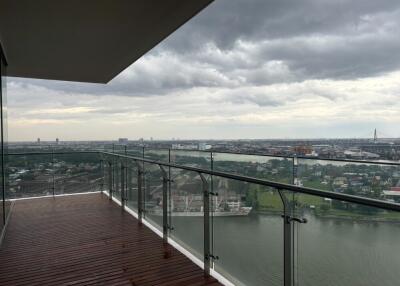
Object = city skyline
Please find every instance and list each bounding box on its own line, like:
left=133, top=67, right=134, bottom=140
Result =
left=7, top=0, right=400, bottom=141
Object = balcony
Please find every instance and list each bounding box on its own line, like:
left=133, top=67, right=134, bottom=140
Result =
left=1, top=2, right=400, bottom=285
left=2, top=149, right=400, bottom=286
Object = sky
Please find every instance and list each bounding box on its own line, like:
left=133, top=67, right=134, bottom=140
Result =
left=7, top=0, right=400, bottom=141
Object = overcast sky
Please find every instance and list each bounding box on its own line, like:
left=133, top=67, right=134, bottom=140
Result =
left=7, top=0, right=400, bottom=141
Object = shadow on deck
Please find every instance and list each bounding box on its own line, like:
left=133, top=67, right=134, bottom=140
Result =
left=0, top=193, right=222, bottom=286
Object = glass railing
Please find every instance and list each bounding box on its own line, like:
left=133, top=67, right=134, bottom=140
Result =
left=289, top=189, right=400, bottom=286
left=170, top=149, right=212, bottom=169
left=296, top=157, right=400, bottom=198
left=6, top=149, right=400, bottom=286
left=213, top=152, right=294, bottom=184
left=101, top=151, right=400, bottom=286
left=8, top=151, right=102, bottom=198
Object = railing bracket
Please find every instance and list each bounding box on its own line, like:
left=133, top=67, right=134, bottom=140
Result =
left=206, top=254, right=219, bottom=261
left=281, top=214, right=308, bottom=224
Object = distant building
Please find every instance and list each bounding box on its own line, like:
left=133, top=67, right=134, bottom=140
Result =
left=198, top=142, right=212, bottom=151
left=172, top=143, right=198, bottom=150
left=344, top=148, right=379, bottom=159
left=383, top=187, right=400, bottom=202
left=118, top=138, right=128, bottom=144
left=56, top=138, right=59, bottom=145
left=37, top=138, right=40, bottom=144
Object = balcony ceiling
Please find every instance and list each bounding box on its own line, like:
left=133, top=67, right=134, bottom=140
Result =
left=0, top=0, right=213, bottom=83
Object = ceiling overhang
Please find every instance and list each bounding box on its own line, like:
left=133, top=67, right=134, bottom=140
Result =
left=0, top=0, right=213, bottom=83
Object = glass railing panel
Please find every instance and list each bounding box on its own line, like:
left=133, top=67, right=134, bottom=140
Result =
left=170, top=150, right=212, bottom=169
left=213, top=152, right=294, bottom=184
left=125, top=146, right=144, bottom=157
left=168, top=167, right=205, bottom=260
left=126, top=159, right=139, bottom=212
left=112, top=144, right=128, bottom=155
left=144, top=148, right=169, bottom=162
left=293, top=192, right=400, bottom=286
left=297, top=158, right=400, bottom=202
left=8, top=153, right=53, bottom=198
left=53, top=152, right=102, bottom=195
left=142, top=162, right=163, bottom=230
left=212, top=176, right=284, bottom=286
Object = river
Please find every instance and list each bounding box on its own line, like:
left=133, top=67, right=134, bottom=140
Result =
left=146, top=213, right=400, bottom=286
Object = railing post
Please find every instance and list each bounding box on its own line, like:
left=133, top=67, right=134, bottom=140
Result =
left=159, top=165, right=168, bottom=243
left=277, top=189, right=306, bottom=286
left=108, top=161, right=112, bottom=200
left=100, top=159, right=104, bottom=193
left=121, top=163, right=125, bottom=209
left=278, top=189, right=293, bottom=286
left=125, top=146, right=128, bottom=203
left=292, top=156, right=298, bottom=185
left=200, top=172, right=211, bottom=276
left=135, top=160, right=143, bottom=224
left=51, top=147, right=55, bottom=197
left=168, top=149, right=172, bottom=233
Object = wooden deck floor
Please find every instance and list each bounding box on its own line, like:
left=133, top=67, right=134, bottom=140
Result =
left=0, top=193, right=222, bottom=286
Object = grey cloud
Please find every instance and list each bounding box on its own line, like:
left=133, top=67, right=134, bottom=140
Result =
left=162, top=0, right=400, bottom=51
left=162, top=0, right=400, bottom=81
left=230, top=93, right=285, bottom=107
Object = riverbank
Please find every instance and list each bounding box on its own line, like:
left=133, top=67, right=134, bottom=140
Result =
left=313, top=209, right=400, bottom=223
left=255, top=208, right=400, bottom=223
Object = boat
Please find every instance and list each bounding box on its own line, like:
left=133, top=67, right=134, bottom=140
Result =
left=148, top=194, right=252, bottom=217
